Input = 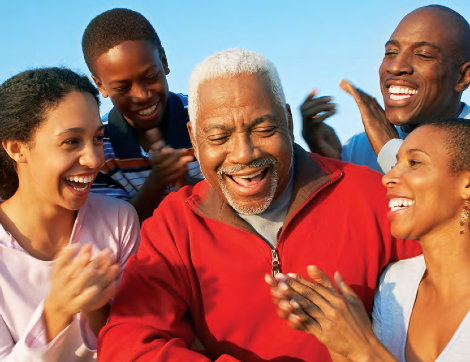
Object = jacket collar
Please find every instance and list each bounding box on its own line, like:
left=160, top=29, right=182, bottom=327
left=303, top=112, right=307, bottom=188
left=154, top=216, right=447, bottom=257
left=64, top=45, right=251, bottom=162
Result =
left=187, top=144, right=343, bottom=233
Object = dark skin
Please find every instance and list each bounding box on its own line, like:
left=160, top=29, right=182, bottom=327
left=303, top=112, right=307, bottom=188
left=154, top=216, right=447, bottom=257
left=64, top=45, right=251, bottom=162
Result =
left=92, top=40, right=194, bottom=222
left=268, top=126, right=470, bottom=362
left=301, top=6, right=470, bottom=160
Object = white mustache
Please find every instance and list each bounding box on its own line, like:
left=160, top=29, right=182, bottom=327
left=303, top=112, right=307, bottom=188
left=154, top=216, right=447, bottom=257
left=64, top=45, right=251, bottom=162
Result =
left=217, top=158, right=276, bottom=177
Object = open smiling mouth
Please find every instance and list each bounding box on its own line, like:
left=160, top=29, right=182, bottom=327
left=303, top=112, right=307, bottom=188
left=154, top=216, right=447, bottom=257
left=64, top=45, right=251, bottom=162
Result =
left=228, top=168, right=269, bottom=188
left=136, top=103, right=158, bottom=117
left=65, top=175, right=94, bottom=192
left=389, top=198, right=415, bottom=212
left=389, top=85, right=418, bottom=101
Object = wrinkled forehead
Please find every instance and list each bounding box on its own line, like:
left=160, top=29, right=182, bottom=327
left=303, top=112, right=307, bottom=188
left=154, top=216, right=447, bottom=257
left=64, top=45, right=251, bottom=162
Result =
left=195, top=74, right=281, bottom=121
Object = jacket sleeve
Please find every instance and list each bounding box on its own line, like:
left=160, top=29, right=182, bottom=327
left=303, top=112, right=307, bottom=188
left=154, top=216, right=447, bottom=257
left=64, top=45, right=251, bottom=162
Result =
left=0, top=301, right=71, bottom=362
left=97, top=205, right=243, bottom=362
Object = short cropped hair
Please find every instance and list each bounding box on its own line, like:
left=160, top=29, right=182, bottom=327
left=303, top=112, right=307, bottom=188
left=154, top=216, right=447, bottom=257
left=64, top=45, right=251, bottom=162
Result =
left=82, top=8, right=163, bottom=76
left=188, top=48, right=286, bottom=135
left=0, top=67, right=100, bottom=200
left=421, top=118, right=470, bottom=174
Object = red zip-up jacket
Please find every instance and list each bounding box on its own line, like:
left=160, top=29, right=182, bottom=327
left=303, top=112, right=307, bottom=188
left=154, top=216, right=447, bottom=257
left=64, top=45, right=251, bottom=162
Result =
left=99, top=145, right=421, bottom=362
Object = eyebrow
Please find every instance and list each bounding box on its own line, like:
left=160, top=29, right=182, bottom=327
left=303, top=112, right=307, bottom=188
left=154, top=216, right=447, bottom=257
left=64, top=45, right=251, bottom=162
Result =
left=56, top=125, right=105, bottom=136
left=385, top=40, right=442, bottom=53
left=406, top=148, right=430, bottom=156
left=202, top=114, right=274, bottom=133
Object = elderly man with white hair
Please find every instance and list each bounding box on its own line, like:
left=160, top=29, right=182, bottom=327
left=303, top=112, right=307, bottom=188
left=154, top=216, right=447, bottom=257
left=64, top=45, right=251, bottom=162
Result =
left=99, top=48, right=420, bottom=362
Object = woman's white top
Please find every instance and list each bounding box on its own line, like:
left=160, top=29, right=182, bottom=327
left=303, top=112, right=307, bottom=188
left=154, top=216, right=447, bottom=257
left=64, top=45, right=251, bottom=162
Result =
left=0, top=193, right=140, bottom=361
left=373, top=255, right=470, bottom=362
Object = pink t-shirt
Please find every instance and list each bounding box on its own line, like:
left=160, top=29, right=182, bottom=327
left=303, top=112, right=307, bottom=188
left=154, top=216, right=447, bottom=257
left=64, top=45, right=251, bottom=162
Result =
left=0, top=193, right=140, bottom=362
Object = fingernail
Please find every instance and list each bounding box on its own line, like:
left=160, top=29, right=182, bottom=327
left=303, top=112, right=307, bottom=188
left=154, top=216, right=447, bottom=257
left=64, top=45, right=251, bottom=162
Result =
left=279, top=282, right=289, bottom=291
left=289, top=313, right=302, bottom=321
left=275, top=273, right=286, bottom=282
left=287, top=273, right=296, bottom=278
left=290, top=299, right=300, bottom=309
left=280, top=300, right=291, bottom=309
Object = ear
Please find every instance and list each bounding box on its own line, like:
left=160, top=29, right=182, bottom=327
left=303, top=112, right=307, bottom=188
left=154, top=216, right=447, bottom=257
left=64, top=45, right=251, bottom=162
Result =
left=91, top=75, right=109, bottom=98
left=459, top=171, right=470, bottom=199
left=455, top=61, right=470, bottom=92
left=187, top=121, right=198, bottom=160
left=160, top=48, right=170, bottom=76
left=2, top=140, right=27, bottom=164
left=286, top=103, right=295, bottom=141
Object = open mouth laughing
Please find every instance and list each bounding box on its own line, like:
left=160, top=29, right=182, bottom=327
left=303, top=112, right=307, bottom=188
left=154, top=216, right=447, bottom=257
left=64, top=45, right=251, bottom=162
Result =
left=136, top=103, right=158, bottom=116
left=388, top=85, right=418, bottom=101
left=389, top=197, right=415, bottom=212
left=228, top=168, right=269, bottom=188
left=65, top=174, right=95, bottom=192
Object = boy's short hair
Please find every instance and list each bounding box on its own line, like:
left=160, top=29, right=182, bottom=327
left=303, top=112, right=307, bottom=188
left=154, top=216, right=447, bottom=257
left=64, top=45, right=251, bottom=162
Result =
left=82, top=8, right=163, bottom=76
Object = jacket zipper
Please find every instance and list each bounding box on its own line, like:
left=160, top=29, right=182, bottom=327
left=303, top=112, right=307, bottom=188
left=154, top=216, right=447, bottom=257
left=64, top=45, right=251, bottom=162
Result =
left=271, top=249, right=280, bottom=277
left=187, top=171, right=342, bottom=278
left=271, top=172, right=343, bottom=277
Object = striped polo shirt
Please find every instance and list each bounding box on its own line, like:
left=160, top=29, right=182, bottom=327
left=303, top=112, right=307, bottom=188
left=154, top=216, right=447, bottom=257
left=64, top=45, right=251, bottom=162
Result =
left=91, top=92, right=201, bottom=200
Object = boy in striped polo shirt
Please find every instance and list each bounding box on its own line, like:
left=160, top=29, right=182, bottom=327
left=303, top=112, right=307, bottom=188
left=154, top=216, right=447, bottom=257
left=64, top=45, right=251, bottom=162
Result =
left=82, top=8, right=201, bottom=222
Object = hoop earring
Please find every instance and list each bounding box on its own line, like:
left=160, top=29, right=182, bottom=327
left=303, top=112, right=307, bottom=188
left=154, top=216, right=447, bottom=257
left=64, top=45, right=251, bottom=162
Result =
left=460, top=200, right=469, bottom=235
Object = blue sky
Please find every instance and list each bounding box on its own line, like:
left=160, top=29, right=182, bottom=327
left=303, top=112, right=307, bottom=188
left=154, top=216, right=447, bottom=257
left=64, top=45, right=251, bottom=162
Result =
left=1, top=0, right=469, bottom=150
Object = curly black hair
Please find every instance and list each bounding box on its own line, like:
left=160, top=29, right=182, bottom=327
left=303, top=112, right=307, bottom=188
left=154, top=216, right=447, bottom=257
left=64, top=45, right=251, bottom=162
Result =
left=0, top=67, right=100, bottom=200
left=420, top=118, right=470, bottom=174
left=82, top=8, right=163, bottom=76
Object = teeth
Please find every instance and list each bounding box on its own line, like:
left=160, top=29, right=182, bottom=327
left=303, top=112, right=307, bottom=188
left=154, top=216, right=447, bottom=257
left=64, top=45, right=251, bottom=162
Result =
left=66, top=175, right=94, bottom=184
left=389, top=198, right=415, bottom=210
left=389, top=85, right=418, bottom=95
left=390, top=94, right=411, bottom=101
left=234, top=170, right=263, bottom=179
left=138, top=104, right=157, bottom=116
left=71, top=183, right=89, bottom=192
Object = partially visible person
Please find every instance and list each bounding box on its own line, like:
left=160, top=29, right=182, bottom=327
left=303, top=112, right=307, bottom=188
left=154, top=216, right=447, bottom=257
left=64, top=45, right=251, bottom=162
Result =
left=302, top=5, right=470, bottom=173
left=98, top=48, right=420, bottom=362
left=0, top=68, right=140, bottom=361
left=271, top=119, right=470, bottom=362
left=82, top=8, right=201, bottom=222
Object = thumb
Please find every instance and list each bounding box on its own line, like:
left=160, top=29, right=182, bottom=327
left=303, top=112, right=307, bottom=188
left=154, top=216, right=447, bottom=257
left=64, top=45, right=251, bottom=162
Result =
left=306, top=265, right=335, bottom=289
left=339, top=79, right=354, bottom=94
left=145, top=128, right=164, bottom=144
left=334, top=271, right=359, bottom=302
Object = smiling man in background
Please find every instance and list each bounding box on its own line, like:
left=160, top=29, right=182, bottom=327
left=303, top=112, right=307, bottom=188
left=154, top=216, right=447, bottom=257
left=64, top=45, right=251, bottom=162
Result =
left=302, top=5, right=470, bottom=173
left=98, top=48, right=420, bottom=362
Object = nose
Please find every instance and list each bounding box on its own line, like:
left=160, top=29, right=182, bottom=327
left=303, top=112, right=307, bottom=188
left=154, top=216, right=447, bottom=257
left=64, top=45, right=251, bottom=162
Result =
left=226, top=133, right=262, bottom=165
left=131, top=83, right=151, bottom=103
left=382, top=164, right=400, bottom=189
left=80, top=144, right=104, bottom=169
left=386, top=52, right=413, bottom=76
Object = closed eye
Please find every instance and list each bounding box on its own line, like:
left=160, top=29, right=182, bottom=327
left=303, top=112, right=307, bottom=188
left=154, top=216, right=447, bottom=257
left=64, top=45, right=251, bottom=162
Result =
left=254, top=127, right=276, bottom=136
left=208, top=134, right=230, bottom=144
left=114, top=85, right=130, bottom=93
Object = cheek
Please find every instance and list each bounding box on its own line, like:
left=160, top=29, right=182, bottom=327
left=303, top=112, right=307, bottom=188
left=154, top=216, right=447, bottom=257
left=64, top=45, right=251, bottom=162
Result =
left=197, top=144, right=226, bottom=174
left=378, top=60, right=388, bottom=79
left=110, top=94, right=128, bottom=109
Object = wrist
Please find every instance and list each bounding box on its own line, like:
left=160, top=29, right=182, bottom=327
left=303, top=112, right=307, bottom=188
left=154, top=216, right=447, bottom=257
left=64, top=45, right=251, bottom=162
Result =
left=44, top=297, right=74, bottom=341
left=351, top=337, right=391, bottom=362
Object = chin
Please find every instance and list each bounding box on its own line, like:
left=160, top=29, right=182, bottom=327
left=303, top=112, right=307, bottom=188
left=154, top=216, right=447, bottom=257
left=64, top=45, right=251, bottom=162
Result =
left=385, top=109, right=422, bottom=127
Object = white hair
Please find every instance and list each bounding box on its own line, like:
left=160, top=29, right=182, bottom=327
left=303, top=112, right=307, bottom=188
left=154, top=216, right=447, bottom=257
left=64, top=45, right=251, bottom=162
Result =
left=188, top=48, right=286, bottom=135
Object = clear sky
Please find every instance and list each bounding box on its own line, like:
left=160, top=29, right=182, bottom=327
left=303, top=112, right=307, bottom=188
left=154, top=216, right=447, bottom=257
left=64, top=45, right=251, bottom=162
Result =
left=1, top=0, right=469, bottom=150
